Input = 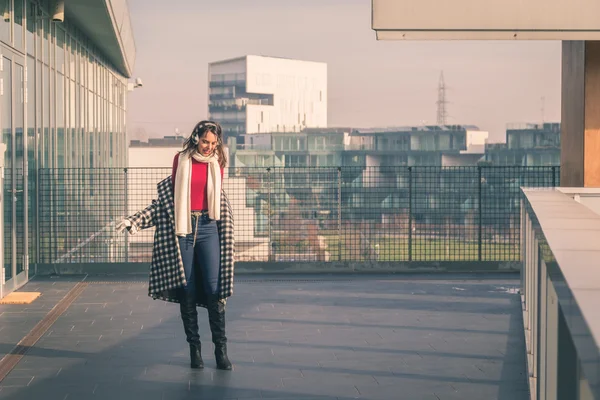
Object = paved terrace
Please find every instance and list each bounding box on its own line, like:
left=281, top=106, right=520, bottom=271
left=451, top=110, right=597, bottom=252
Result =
left=0, top=274, right=528, bottom=400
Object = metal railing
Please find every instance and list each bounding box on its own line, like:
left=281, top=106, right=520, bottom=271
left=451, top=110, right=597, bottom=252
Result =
left=36, top=166, right=559, bottom=265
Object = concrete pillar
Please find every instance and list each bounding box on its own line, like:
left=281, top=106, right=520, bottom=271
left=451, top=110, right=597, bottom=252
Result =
left=561, top=41, right=600, bottom=187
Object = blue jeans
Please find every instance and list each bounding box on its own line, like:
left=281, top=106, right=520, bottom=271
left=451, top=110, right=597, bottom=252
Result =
left=178, top=214, right=220, bottom=296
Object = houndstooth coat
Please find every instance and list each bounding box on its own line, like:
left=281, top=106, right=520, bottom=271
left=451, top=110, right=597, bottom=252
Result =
left=126, top=177, right=235, bottom=307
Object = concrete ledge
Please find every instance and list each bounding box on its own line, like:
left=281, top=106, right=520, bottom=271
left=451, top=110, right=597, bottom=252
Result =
left=34, top=261, right=520, bottom=276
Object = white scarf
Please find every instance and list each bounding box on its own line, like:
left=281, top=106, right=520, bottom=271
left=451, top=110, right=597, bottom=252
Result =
left=174, top=151, right=221, bottom=237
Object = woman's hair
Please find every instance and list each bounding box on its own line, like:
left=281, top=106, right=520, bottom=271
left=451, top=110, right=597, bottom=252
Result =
left=180, top=120, right=228, bottom=168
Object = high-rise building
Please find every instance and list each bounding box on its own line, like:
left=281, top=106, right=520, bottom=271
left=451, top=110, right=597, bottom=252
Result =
left=208, top=55, right=327, bottom=140
left=1, top=0, right=135, bottom=296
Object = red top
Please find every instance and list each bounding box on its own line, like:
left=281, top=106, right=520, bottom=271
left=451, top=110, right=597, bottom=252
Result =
left=172, top=154, right=224, bottom=211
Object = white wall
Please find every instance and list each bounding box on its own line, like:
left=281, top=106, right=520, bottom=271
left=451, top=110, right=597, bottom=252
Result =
left=209, top=55, right=327, bottom=135
left=126, top=147, right=177, bottom=246
left=245, top=55, right=327, bottom=134
left=466, top=130, right=489, bottom=149
left=129, top=147, right=179, bottom=168
left=365, top=155, right=382, bottom=188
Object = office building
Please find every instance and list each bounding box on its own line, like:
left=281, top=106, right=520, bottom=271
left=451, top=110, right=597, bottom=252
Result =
left=208, top=55, right=327, bottom=141
left=1, top=0, right=135, bottom=295
left=485, top=123, right=560, bottom=166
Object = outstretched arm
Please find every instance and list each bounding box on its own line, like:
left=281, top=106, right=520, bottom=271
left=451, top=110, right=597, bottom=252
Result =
left=116, top=200, right=159, bottom=235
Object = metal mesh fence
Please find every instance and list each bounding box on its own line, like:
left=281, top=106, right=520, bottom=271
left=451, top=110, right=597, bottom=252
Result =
left=37, top=166, right=559, bottom=264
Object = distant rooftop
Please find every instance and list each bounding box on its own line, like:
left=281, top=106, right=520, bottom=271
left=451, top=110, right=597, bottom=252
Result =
left=130, top=136, right=185, bottom=148
left=209, top=54, right=326, bottom=66
left=506, top=122, right=560, bottom=131
left=357, top=124, right=480, bottom=133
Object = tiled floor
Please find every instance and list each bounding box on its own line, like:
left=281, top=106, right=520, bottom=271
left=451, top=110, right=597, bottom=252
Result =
left=0, top=273, right=528, bottom=399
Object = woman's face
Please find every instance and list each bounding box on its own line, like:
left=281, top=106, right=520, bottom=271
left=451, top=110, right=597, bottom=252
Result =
left=197, top=131, right=218, bottom=156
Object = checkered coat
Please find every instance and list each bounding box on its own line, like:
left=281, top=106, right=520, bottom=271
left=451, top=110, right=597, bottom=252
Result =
left=126, top=177, right=235, bottom=307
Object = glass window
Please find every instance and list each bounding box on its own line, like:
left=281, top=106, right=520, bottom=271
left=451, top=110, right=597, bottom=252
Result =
left=27, top=56, right=34, bottom=147
left=508, top=133, right=518, bottom=149
left=438, top=134, right=450, bottom=150
left=27, top=56, right=35, bottom=263
left=26, top=1, right=34, bottom=55
left=69, top=80, right=75, bottom=127
left=88, top=90, right=93, bottom=130
left=2, top=56, right=11, bottom=281
left=89, top=132, right=94, bottom=167
left=69, top=35, right=75, bottom=79
left=2, top=56, right=12, bottom=166
left=79, top=84, right=84, bottom=129
left=14, top=0, right=23, bottom=50
left=87, top=54, right=93, bottom=89
left=521, top=133, right=534, bottom=149
left=0, top=0, right=9, bottom=44
left=42, top=18, right=49, bottom=64
left=43, top=64, right=49, bottom=167
left=36, top=60, right=41, bottom=161
left=14, top=63, right=24, bottom=275
left=56, top=26, right=64, bottom=73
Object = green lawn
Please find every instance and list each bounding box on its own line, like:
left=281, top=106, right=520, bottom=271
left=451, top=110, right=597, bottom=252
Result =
left=324, top=236, right=519, bottom=262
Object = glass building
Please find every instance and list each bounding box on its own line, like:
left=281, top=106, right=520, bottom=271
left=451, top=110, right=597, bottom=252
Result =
left=485, top=123, right=560, bottom=166
left=0, top=0, right=135, bottom=297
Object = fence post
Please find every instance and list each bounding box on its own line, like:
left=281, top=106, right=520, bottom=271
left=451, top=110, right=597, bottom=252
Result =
left=337, top=167, right=342, bottom=261
left=552, top=166, right=557, bottom=187
left=124, top=168, right=129, bottom=263
left=408, top=166, right=412, bottom=262
left=478, top=166, right=482, bottom=262
left=267, top=168, right=272, bottom=262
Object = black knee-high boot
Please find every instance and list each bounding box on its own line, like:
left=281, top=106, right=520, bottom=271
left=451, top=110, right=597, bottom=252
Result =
left=207, top=295, right=232, bottom=370
left=179, top=290, right=203, bottom=369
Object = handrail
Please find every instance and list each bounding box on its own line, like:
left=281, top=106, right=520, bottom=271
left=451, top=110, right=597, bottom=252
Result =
left=521, top=188, right=600, bottom=400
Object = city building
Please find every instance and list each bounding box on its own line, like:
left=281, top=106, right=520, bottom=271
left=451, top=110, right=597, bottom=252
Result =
left=208, top=55, right=327, bottom=142
left=227, top=124, right=482, bottom=236
left=230, top=125, right=477, bottom=168
left=485, top=122, right=560, bottom=166
left=1, top=0, right=136, bottom=296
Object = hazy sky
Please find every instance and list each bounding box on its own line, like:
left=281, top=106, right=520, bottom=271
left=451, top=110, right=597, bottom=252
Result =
left=126, top=0, right=562, bottom=143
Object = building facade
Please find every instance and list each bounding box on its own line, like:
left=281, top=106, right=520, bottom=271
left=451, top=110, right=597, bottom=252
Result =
left=485, top=123, right=560, bottom=166
left=227, top=125, right=476, bottom=235
left=230, top=125, right=472, bottom=169
left=208, top=55, right=327, bottom=142
left=1, top=0, right=135, bottom=297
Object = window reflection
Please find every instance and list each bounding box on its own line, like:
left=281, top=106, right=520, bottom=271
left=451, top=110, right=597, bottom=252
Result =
left=0, top=0, right=10, bottom=44
left=26, top=1, right=34, bottom=55
left=43, top=64, right=49, bottom=167
left=57, top=72, right=64, bottom=167
left=41, top=17, right=48, bottom=64
left=27, top=56, right=36, bottom=266
left=3, top=57, right=12, bottom=281
left=14, top=0, right=23, bottom=50
left=56, top=26, right=64, bottom=73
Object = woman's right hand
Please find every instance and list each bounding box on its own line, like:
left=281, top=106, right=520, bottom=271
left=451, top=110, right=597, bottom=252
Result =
left=115, top=219, right=137, bottom=235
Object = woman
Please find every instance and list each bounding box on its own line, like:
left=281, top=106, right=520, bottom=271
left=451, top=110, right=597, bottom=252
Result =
left=116, top=120, right=234, bottom=370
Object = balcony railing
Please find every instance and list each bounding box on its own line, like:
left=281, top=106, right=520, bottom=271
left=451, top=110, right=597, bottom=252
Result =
left=36, top=166, right=558, bottom=268
left=209, top=80, right=246, bottom=88
left=235, top=143, right=272, bottom=151
left=521, top=187, right=600, bottom=400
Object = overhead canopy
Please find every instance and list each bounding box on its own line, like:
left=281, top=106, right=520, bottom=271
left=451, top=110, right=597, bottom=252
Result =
left=65, top=0, right=135, bottom=77
left=372, top=0, right=600, bottom=40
